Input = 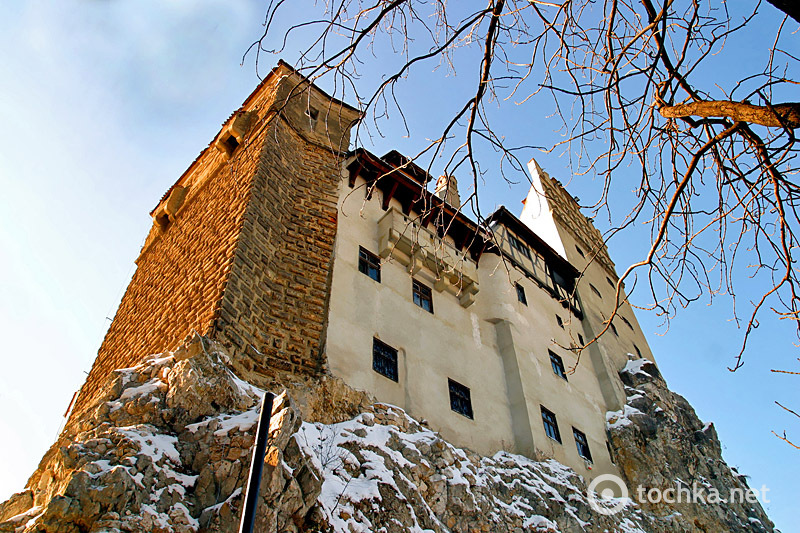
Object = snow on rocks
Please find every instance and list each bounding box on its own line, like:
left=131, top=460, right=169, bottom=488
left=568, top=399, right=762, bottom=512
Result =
left=0, top=334, right=773, bottom=532
left=296, top=403, right=656, bottom=533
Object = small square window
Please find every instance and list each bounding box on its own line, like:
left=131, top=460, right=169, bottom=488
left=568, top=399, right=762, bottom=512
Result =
left=372, top=338, right=398, bottom=381
left=541, top=406, right=561, bottom=443
left=549, top=351, right=568, bottom=380
left=556, top=315, right=564, bottom=329
left=509, top=234, right=532, bottom=260
left=590, top=284, right=602, bottom=298
left=515, top=283, right=527, bottom=305
left=448, top=379, right=473, bottom=419
left=412, top=279, right=433, bottom=313
left=358, top=247, right=381, bottom=282
left=573, top=428, right=593, bottom=462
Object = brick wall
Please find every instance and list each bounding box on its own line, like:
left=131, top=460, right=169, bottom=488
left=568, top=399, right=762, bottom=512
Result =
left=70, top=63, right=359, bottom=420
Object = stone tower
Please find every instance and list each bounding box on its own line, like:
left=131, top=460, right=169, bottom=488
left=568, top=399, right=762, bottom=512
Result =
left=69, top=62, right=361, bottom=422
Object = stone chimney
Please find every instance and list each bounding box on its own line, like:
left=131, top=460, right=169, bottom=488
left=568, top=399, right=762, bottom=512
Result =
left=434, top=174, right=460, bottom=207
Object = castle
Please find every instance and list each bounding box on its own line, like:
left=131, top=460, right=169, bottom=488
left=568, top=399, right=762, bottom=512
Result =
left=69, top=61, right=656, bottom=485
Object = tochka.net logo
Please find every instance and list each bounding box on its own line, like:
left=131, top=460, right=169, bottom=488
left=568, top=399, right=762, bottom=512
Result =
left=586, top=474, right=770, bottom=516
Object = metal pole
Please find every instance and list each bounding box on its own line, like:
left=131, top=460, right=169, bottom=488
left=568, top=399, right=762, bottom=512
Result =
left=238, top=392, right=275, bottom=533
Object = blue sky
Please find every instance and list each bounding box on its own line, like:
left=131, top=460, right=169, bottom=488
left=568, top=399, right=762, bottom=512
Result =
left=0, top=1, right=797, bottom=529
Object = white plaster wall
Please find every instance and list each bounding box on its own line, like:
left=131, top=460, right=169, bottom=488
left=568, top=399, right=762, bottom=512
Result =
left=325, top=170, right=625, bottom=481
left=326, top=175, right=517, bottom=455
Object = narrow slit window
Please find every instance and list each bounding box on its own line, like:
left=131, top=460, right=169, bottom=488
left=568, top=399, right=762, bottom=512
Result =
left=634, top=344, right=642, bottom=358
left=372, top=338, right=398, bottom=382
left=412, top=279, right=433, bottom=313
left=606, top=441, right=616, bottom=464
left=575, top=245, right=585, bottom=258
left=573, top=428, right=593, bottom=462
left=556, top=315, right=564, bottom=329
left=610, top=322, right=618, bottom=336
left=620, top=315, right=634, bottom=330
left=606, top=276, right=615, bottom=288
left=590, top=284, right=602, bottom=298
left=578, top=333, right=584, bottom=345
left=549, top=351, right=568, bottom=381
left=448, top=379, right=473, bottom=419
left=358, top=247, right=381, bottom=282
left=515, top=283, right=527, bottom=305
left=541, top=406, right=562, bottom=443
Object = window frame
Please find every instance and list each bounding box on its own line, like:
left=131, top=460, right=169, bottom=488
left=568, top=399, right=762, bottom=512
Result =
left=541, top=406, right=562, bottom=443
left=358, top=246, right=381, bottom=283
left=573, top=427, right=593, bottom=462
left=515, top=282, right=528, bottom=305
left=508, top=233, right=532, bottom=260
left=412, top=279, right=434, bottom=313
left=549, top=351, right=568, bottom=381
left=372, top=338, right=398, bottom=382
left=448, top=378, right=474, bottom=419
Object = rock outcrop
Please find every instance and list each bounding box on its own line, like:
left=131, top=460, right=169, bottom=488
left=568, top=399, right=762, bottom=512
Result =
left=607, top=359, right=774, bottom=532
left=0, top=338, right=774, bottom=532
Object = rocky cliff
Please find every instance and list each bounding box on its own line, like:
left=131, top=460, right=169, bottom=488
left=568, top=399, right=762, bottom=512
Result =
left=0, top=338, right=773, bottom=532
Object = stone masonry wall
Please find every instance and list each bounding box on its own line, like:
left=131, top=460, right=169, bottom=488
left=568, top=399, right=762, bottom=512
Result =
left=70, top=63, right=359, bottom=421
left=71, top=128, right=261, bottom=422
left=212, top=107, right=353, bottom=383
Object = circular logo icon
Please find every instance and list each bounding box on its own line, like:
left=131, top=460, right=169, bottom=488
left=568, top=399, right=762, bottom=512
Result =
left=587, top=474, right=629, bottom=515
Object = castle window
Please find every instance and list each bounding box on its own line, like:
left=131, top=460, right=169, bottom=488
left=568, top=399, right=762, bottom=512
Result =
left=556, top=315, right=564, bottom=329
left=575, top=245, right=585, bottom=258
left=448, top=379, right=473, bottom=419
left=590, top=284, right=602, bottom=298
left=606, top=276, right=615, bottom=288
left=549, top=351, right=568, bottom=380
left=508, top=234, right=531, bottom=260
left=577, top=333, right=584, bottom=345
left=573, top=428, right=593, bottom=462
left=541, top=406, right=561, bottom=443
left=634, top=344, right=642, bottom=358
left=358, top=247, right=381, bottom=282
left=372, top=338, right=398, bottom=381
left=551, top=269, right=574, bottom=293
left=412, top=279, right=433, bottom=313
left=620, top=315, right=634, bottom=330
left=305, top=106, right=319, bottom=129
left=609, top=322, right=618, bottom=336
left=515, top=283, right=527, bottom=305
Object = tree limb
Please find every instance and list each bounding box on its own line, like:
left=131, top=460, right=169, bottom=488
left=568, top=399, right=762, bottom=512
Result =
left=660, top=100, right=800, bottom=128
